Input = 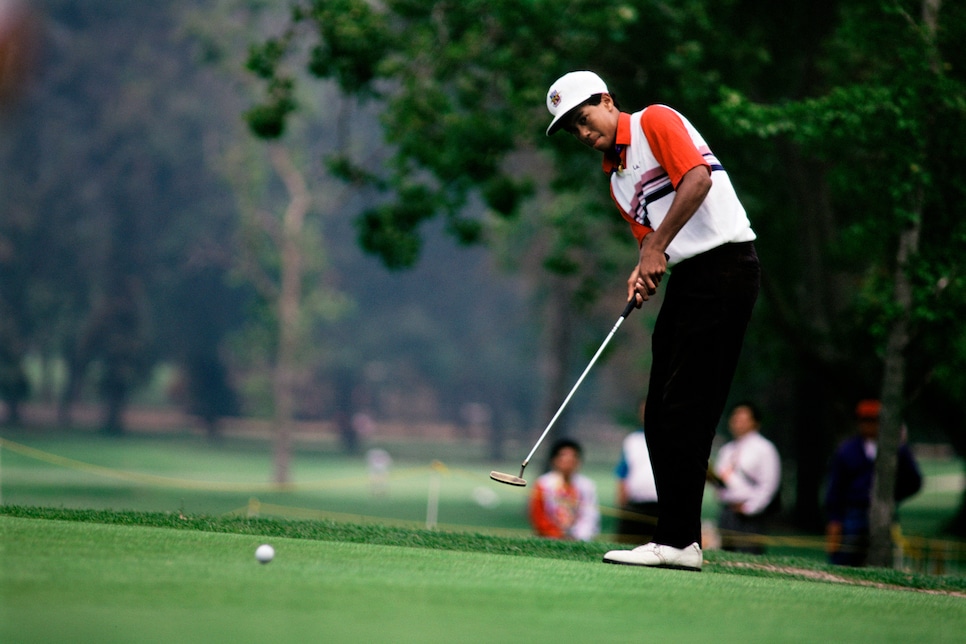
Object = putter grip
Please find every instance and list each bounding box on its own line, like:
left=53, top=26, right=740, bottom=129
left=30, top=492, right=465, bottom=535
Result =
left=621, top=298, right=636, bottom=318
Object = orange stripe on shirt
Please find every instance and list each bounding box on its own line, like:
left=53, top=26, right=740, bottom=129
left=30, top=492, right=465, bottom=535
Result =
left=640, top=106, right=710, bottom=188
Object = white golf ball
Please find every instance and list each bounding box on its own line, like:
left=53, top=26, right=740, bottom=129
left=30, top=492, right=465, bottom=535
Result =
left=255, top=544, right=275, bottom=564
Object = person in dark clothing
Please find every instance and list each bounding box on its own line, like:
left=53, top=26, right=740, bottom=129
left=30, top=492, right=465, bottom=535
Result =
left=824, top=399, right=923, bottom=567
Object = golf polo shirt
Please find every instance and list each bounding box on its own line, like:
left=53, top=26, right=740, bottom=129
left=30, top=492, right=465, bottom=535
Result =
left=605, top=106, right=756, bottom=265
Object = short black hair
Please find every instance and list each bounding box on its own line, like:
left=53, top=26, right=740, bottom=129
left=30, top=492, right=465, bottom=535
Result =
left=549, top=437, right=583, bottom=460
left=562, top=93, right=621, bottom=134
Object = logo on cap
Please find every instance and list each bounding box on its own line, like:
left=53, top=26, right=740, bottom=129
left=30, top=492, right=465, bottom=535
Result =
left=549, top=89, right=561, bottom=108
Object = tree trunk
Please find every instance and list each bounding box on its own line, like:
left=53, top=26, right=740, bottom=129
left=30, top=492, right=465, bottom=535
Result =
left=868, top=224, right=918, bottom=567
left=867, top=0, right=939, bottom=569
left=269, top=143, right=310, bottom=484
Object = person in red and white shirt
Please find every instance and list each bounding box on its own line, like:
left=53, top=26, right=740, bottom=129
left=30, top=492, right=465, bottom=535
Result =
left=710, top=401, right=781, bottom=554
left=545, top=71, right=761, bottom=571
left=529, top=438, right=600, bottom=541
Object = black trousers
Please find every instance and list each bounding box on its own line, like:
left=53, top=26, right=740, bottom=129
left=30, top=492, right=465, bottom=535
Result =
left=644, top=242, right=760, bottom=549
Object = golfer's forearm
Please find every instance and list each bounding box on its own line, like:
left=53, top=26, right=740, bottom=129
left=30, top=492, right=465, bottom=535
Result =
left=643, top=166, right=711, bottom=253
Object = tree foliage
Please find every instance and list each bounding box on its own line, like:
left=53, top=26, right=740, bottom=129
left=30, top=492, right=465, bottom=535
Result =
left=716, top=0, right=966, bottom=408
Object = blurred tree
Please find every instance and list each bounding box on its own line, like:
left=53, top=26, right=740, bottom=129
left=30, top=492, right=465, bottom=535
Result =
left=2, top=0, right=539, bottom=459
left=164, top=265, right=244, bottom=440
left=191, top=0, right=358, bottom=480
left=0, top=1, right=246, bottom=434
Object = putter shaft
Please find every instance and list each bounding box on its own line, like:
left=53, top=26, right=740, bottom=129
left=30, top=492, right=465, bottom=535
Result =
left=520, top=298, right=637, bottom=468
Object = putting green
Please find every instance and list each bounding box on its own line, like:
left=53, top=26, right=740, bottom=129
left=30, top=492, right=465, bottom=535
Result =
left=2, top=517, right=964, bottom=643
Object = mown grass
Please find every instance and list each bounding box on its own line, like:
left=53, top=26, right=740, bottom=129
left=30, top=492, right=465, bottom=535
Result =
left=3, top=505, right=965, bottom=595
left=2, top=508, right=965, bottom=644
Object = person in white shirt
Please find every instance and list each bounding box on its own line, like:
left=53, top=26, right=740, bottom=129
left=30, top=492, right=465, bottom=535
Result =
left=614, top=399, right=659, bottom=543
left=710, top=401, right=781, bottom=554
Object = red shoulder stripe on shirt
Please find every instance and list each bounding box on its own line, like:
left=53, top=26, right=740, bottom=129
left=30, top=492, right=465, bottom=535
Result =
left=640, top=106, right=710, bottom=188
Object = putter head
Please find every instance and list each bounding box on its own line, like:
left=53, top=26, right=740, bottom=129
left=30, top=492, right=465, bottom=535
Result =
left=489, top=470, right=527, bottom=487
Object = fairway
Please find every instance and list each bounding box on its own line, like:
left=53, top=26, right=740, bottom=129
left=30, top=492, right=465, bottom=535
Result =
left=2, top=517, right=964, bottom=643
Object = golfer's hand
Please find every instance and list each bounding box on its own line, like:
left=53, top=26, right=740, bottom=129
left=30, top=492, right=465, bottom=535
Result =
left=628, top=240, right=668, bottom=304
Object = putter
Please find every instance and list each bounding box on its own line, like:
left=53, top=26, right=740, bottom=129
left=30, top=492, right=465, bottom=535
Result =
left=490, top=297, right=638, bottom=487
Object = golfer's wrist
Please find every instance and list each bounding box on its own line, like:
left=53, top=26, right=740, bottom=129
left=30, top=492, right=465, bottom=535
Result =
left=640, top=232, right=670, bottom=262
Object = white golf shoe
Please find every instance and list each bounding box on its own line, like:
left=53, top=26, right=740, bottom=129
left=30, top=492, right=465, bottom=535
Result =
left=602, top=542, right=703, bottom=572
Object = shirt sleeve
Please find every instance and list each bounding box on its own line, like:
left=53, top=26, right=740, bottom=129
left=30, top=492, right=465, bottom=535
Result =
left=614, top=450, right=629, bottom=479
left=640, top=106, right=710, bottom=188
left=741, top=441, right=782, bottom=515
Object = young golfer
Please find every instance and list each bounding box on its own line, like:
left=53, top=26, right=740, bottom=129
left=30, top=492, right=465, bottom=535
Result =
left=545, top=71, right=760, bottom=571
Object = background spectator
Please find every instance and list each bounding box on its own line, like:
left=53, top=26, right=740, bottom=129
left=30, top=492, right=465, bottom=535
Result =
left=614, top=399, right=659, bottom=544
left=709, top=401, right=781, bottom=554
left=529, top=438, right=600, bottom=541
left=824, top=399, right=923, bottom=567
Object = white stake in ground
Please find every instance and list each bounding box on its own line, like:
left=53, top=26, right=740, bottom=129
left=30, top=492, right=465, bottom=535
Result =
left=490, top=298, right=638, bottom=487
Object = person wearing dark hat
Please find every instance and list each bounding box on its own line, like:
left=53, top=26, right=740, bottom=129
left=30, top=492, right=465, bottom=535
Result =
left=824, top=399, right=923, bottom=567
left=544, top=71, right=760, bottom=571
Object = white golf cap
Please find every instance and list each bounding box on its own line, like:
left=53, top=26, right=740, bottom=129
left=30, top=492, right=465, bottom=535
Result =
left=545, top=71, right=609, bottom=136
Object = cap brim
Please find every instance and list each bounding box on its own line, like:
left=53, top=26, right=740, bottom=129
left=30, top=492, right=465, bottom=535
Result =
left=546, top=104, right=581, bottom=136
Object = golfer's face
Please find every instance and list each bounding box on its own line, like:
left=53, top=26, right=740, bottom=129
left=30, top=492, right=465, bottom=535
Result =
left=567, top=96, right=618, bottom=152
